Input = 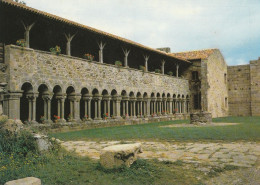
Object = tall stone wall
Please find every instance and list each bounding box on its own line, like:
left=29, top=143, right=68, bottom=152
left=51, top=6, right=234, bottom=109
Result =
left=250, top=58, right=260, bottom=116
left=227, top=65, right=251, bottom=116
left=205, top=50, right=228, bottom=118
left=5, top=45, right=189, bottom=97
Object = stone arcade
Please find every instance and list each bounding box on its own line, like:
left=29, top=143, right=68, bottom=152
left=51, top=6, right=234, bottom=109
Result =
left=0, top=0, right=259, bottom=126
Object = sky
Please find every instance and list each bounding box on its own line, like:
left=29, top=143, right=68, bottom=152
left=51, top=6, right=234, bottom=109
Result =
left=24, top=0, right=260, bottom=65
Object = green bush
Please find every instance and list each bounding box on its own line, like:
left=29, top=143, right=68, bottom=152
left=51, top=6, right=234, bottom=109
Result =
left=0, top=130, right=38, bottom=156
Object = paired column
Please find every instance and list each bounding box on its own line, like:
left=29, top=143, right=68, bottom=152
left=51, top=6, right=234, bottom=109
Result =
left=26, top=92, right=38, bottom=122
left=93, top=95, right=102, bottom=120
left=168, top=98, right=173, bottom=115
left=82, top=94, right=92, bottom=120
left=42, top=93, right=53, bottom=123
left=56, top=95, right=66, bottom=122
left=102, top=95, right=111, bottom=119
left=122, top=96, right=129, bottom=117
left=68, top=94, right=81, bottom=121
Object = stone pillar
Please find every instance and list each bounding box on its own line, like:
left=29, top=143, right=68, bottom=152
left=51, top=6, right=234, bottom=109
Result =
left=98, top=41, right=106, bottom=63
left=176, top=63, right=179, bottom=77
left=126, top=100, right=129, bottom=117
left=22, top=22, right=35, bottom=48
left=42, top=93, right=52, bottom=123
left=97, top=97, right=102, bottom=119
left=183, top=100, right=186, bottom=114
left=122, top=49, right=130, bottom=67
left=94, top=101, right=98, bottom=119
left=107, top=98, right=111, bottom=118
left=161, top=60, right=165, bottom=74
left=144, top=55, right=149, bottom=72
left=137, top=101, right=140, bottom=117
left=140, top=101, right=143, bottom=116
left=3, top=91, right=23, bottom=120
left=65, top=33, right=76, bottom=56
left=132, top=99, right=136, bottom=117
left=61, top=98, right=65, bottom=120
left=26, top=93, right=38, bottom=122
left=168, top=98, right=173, bottom=115
left=122, top=101, right=125, bottom=116
left=115, top=96, right=122, bottom=119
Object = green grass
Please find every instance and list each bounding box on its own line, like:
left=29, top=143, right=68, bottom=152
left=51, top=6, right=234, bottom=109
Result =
left=1, top=151, right=206, bottom=185
left=50, top=116, right=260, bottom=142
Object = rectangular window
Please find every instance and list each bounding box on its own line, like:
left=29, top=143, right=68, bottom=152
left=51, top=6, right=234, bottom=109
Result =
left=194, top=93, right=201, bottom=109
left=192, top=71, right=199, bottom=80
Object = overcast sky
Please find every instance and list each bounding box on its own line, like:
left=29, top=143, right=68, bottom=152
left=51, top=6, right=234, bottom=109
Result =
left=24, top=0, right=260, bottom=65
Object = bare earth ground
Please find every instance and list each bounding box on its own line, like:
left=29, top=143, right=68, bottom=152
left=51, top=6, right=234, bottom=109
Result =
left=61, top=140, right=260, bottom=185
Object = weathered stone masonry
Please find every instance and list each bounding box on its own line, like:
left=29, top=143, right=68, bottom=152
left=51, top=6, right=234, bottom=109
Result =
left=228, top=58, right=260, bottom=116
left=3, top=45, right=189, bottom=122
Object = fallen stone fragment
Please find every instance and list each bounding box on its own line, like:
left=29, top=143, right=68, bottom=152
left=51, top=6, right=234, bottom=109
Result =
left=4, top=177, right=41, bottom=185
left=100, top=143, right=142, bottom=169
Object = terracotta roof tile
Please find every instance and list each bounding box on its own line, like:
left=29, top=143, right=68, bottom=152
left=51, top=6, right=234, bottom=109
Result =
left=1, top=0, right=190, bottom=63
left=170, top=49, right=218, bottom=60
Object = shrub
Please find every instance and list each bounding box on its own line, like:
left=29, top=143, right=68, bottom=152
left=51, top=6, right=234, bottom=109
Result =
left=155, top=69, right=161, bottom=73
left=0, top=130, right=38, bottom=156
left=83, top=53, right=94, bottom=61
left=0, top=115, right=8, bottom=126
left=115, top=61, right=122, bottom=67
left=167, top=71, right=173, bottom=76
left=50, top=46, right=61, bottom=55
left=16, top=39, right=26, bottom=47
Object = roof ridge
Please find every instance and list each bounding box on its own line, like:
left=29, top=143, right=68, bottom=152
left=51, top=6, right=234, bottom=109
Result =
left=172, top=48, right=218, bottom=54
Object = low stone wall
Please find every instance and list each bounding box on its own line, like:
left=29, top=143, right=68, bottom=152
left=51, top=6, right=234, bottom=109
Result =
left=33, top=114, right=189, bottom=133
left=190, top=112, right=212, bottom=125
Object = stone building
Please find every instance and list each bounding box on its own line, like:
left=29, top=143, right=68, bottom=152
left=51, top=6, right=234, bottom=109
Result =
left=0, top=0, right=259, bottom=124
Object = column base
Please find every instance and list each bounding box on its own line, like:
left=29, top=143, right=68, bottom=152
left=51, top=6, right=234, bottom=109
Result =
left=94, top=118, right=102, bottom=121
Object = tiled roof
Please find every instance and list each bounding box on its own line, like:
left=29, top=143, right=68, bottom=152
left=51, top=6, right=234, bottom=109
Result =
left=170, top=49, right=218, bottom=60
left=1, top=0, right=190, bottom=63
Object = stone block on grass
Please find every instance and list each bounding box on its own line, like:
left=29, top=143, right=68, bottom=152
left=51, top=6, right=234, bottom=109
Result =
left=4, top=177, right=41, bottom=185
left=100, top=143, right=142, bottom=169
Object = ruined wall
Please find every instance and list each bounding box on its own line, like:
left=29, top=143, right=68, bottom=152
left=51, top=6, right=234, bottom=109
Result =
left=5, top=45, right=189, bottom=96
left=227, top=65, right=251, bottom=116
left=250, top=58, right=260, bottom=116
left=205, top=50, right=228, bottom=118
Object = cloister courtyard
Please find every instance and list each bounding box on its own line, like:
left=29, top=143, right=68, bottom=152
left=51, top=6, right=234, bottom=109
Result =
left=1, top=116, right=259, bottom=185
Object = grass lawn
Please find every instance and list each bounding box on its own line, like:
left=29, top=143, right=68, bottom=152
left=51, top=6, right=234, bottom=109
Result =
left=50, top=116, right=260, bottom=142
left=0, top=152, right=208, bottom=185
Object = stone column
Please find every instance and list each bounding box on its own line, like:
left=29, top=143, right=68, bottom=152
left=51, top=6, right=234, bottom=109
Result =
left=132, top=99, right=136, bottom=118
left=94, top=100, right=97, bottom=119
left=144, top=55, right=149, bottom=72
left=107, top=98, right=111, bottom=118
left=161, top=60, right=165, bottom=75
left=176, top=63, right=179, bottom=77
left=97, top=96, right=102, bottom=119
left=22, top=21, right=35, bottom=48
left=122, top=101, right=125, bottom=116
left=65, top=33, right=76, bottom=56
left=183, top=100, right=186, bottom=114
left=3, top=91, right=23, bottom=120
left=26, top=93, right=38, bottom=122
left=137, top=101, right=140, bottom=117
left=115, top=96, right=122, bottom=119
left=74, top=95, right=81, bottom=121
left=42, top=93, right=52, bottom=123
left=98, top=41, right=106, bottom=63
left=61, top=97, right=65, bottom=120
left=168, top=98, right=173, bottom=115
left=126, top=100, right=129, bottom=117
left=140, top=101, right=143, bottom=117
left=122, top=49, right=130, bottom=67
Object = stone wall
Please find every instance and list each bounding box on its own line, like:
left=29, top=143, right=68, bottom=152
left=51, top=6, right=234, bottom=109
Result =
left=206, top=50, right=228, bottom=118
left=227, top=65, right=251, bottom=116
left=250, top=58, right=260, bottom=116
left=4, top=45, right=189, bottom=97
